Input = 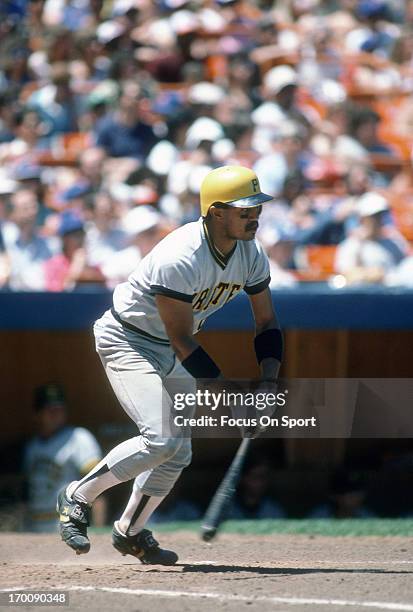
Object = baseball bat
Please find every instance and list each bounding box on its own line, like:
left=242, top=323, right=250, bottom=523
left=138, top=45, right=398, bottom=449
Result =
left=201, top=437, right=252, bottom=542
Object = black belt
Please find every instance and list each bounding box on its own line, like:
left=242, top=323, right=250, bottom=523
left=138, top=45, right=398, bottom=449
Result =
left=110, top=308, right=170, bottom=345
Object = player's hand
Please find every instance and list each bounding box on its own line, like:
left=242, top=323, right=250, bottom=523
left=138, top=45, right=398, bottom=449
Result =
left=230, top=379, right=278, bottom=439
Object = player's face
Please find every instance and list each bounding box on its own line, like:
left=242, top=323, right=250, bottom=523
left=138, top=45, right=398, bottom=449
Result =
left=36, top=403, right=66, bottom=437
left=223, top=205, right=262, bottom=241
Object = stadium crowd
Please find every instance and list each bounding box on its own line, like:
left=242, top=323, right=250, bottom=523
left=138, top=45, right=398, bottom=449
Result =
left=1, top=0, right=413, bottom=291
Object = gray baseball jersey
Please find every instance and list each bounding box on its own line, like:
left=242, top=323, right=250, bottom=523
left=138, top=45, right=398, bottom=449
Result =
left=113, top=217, right=270, bottom=341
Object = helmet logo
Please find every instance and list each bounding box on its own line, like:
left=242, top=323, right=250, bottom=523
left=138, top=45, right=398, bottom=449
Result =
left=251, top=178, right=259, bottom=192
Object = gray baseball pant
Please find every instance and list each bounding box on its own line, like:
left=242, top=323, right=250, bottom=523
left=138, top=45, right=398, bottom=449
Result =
left=93, top=310, right=195, bottom=497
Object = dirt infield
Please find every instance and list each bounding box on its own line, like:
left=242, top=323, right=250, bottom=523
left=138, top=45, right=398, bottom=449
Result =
left=1, top=532, right=413, bottom=611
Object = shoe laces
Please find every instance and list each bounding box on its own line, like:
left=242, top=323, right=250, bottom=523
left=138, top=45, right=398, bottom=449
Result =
left=136, top=529, right=159, bottom=550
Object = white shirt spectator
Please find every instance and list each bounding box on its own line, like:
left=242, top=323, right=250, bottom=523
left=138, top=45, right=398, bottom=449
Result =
left=253, top=152, right=289, bottom=198
left=335, top=237, right=400, bottom=274
left=4, top=229, right=52, bottom=291
left=251, top=102, right=290, bottom=154
left=385, top=257, right=413, bottom=288
left=85, top=224, right=127, bottom=268
left=101, top=245, right=142, bottom=287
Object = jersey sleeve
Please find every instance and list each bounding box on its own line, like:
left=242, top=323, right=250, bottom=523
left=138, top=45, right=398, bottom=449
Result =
left=244, top=240, right=271, bottom=295
left=150, top=254, right=196, bottom=303
left=71, top=428, right=102, bottom=475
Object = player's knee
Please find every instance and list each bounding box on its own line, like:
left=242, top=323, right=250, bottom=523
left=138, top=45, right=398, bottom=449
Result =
left=146, top=435, right=183, bottom=461
left=175, top=439, right=192, bottom=468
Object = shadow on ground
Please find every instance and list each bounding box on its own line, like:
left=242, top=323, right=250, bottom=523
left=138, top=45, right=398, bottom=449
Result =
left=137, top=564, right=413, bottom=576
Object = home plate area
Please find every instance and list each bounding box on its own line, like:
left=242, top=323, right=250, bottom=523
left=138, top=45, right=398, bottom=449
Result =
left=1, top=532, right=413, bottom=611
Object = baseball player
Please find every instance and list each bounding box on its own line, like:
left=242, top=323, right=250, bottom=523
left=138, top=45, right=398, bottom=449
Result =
left=57, top=165, right=283, bottom=564
left=24, top=383, right=103, bottom=532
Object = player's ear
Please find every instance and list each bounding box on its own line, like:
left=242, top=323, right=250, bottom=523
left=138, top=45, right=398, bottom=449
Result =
left=209, top=204, right=225, bottom=220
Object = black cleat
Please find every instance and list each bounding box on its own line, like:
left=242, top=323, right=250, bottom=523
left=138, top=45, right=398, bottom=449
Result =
left=56, top=487, right=90, bottom=554
left=112, top=523, right=178, bottom=565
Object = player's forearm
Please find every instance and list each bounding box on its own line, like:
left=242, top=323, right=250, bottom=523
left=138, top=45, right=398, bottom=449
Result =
left=170, top=334, right=200, bottom=362
left=260, top=357, right=280, bottom=381
left=253, top=307, right=279, bottom=334
left=171, top=336, right=222, bottom=379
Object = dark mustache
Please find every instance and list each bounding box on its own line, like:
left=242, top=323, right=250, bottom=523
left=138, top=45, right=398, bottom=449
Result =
left=246, top=221, right=259, bottom=231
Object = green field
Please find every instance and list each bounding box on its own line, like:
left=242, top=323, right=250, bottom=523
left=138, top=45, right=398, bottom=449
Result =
left=92, top=518, right=413, bottom=537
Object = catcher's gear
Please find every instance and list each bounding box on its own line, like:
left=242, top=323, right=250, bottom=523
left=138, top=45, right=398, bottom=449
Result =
left=112, top=523, right=178, bottom=565
left=200, top=165, right=272, bottom=217
left=56, top=487, right=90, bottom=554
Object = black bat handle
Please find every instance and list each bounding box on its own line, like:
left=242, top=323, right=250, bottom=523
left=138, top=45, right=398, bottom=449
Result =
left=201, top=438, right=251, bottom=542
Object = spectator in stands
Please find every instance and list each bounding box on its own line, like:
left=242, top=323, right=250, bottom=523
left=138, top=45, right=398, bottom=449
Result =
left=227, top=458, right=285, bottom=520
left=13, top=162, right=51, bottom=226
left=94, top=80, right=157, bottom=159
left=149, top=480, right=201, bottom=524
left=0, top=0, right=412, bottom=289
left=335, top=192, right=406, bottom=284
left=0, top=109, right=48, bottom=163
left=289, top=165, right=371, bottom=247
left=78, top=147, right=107, bottom=194
left=28, top=62, right=80, bottom=136
left=3, top=188, right=52, bottom=291
left=101, top=205, right=165, bottom=287
left=347, top=107, right=394, bottom=156
left=85, top=191, right=127, bottom=269
left=166, top=143, right=214, bottom=223
left=44, top=210, right=105, bottom=291
left=146, top=116, right=188, bottom=180
left=23, top=382, right=106, bottom=532
left=346, top=0, right=396, bottom=57
left=184, top=82, right=225, bottom=150
left=59, top=183, right=92, bottom=216
left=254, top=120, right=309, bottom=198
left=252, top=65, right=310, bottom=154
left=1, top=48, right=32, bottom=91
left=0, top=172, right=17, bottom=221
left=222, top=54, right=260, bottom=115
left=257, top=169, right=311, bottom=242
left=391, top=148, right=413, bottom=193
left=0, top=225, right=10, bottom=288
left=385, top=255, right=413, bottom=287
left=260, top=227, right=298, bottom=288
left=0, top=93, right=17, bottom=143
left=309, top=469, right=375, bottom=518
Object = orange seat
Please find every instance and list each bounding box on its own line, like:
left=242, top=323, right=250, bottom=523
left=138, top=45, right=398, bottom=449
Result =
left=157, top=82, right=188, bottom=92
left=392, top=209, right=413, bottom=242
left=259, top=52, right=299, bottom=76
left=305, top=245, right=337, bottom=275
left=60, top=132, right=91, bottom=157
left=369, top=153, right=405, bottom=174
left=38, top=133, right=91, bottom=167
left=295, top=245, right=337, bottom=281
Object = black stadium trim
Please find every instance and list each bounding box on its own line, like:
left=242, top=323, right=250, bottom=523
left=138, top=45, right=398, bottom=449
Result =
left=151, top=285, right=194, bottom=303
left=244, top=276, right=271, bottom=295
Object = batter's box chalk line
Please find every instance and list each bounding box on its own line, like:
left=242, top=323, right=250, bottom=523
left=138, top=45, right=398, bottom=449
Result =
left=1, top=586, right=413, bottom=611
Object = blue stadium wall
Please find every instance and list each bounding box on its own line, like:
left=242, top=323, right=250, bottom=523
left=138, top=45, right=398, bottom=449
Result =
left=1, top=287, right=413, bottom=466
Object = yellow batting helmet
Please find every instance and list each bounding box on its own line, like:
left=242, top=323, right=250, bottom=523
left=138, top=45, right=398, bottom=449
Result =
left=200, top=165, right=273, bottom=218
